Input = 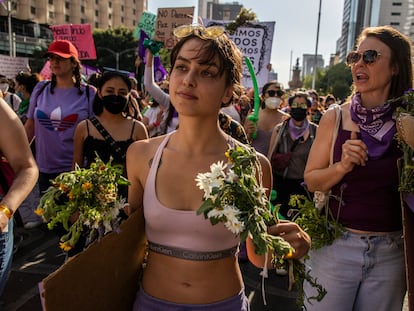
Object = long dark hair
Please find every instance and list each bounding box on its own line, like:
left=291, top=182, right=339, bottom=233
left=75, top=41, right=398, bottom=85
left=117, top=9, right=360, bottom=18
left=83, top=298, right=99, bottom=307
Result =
left=49, top=56, right=84, bottom=95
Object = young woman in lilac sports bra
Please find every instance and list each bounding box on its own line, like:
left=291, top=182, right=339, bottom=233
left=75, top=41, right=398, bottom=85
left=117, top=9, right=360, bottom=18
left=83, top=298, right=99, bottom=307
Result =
left=126, top=25, right=310, bottom=310
left=303, top=26, right=412, bottom=311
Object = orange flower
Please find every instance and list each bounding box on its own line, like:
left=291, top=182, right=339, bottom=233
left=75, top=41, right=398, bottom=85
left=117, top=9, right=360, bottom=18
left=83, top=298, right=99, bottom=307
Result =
left=59, top=184, right=69, bottom=192
left=283, top=249, right=294, bottom=259
left=34, top=207, right=44, bottom=216
left=59, top=241, right=73, bottom=252
left=81, top=182, right=93, bottom=191
left=67, top=191, right=74, bottom=200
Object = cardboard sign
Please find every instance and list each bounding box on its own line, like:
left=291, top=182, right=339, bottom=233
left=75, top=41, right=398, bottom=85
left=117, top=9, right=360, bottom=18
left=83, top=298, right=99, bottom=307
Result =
left=154, top=7, right=194, bottom=49
left=49, top=24, right=97, bottom=60
left=205, top=20, right=275, bottom=89
left=41, top=211, right=147, bottom=311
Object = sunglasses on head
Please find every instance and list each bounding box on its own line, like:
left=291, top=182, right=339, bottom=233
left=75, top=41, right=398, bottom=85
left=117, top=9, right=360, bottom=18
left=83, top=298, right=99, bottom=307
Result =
left=346, top=50, right=382, bottom=65
left=173, top=24, right=225, bottom=40
left=291, top=102, right=308, bottom=109
left=266, top=90, right=284, bottom=97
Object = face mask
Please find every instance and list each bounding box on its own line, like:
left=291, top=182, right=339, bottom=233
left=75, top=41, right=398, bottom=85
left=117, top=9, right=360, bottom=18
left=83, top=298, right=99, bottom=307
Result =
left=101, top=95, right=127, bottom=114
left=0, top=83, right=9, bottom=93
left=265, top=97, right=281, bottom=109
left=290, top=108, right=308, bottom=121
left=16, top=92, right=24, bottom=100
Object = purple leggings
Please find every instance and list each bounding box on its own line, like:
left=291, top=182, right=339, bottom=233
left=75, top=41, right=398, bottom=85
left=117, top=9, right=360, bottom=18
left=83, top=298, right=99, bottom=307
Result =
left=133, top=287, right=250, bottom=311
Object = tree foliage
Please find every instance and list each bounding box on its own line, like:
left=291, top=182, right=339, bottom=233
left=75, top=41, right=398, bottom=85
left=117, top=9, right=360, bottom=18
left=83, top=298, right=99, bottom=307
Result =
left=82, top=26, right=138, bottom=73
left=303, top=63, right=352, bottom=100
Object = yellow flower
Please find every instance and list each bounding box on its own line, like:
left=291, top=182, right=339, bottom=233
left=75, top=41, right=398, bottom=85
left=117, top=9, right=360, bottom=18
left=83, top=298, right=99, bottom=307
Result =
left=82, top=182, right=93, bottom=191
left=59, top=184, right=69, bottom=192
left=224, top=150, right=233, bottom=163
left=283, top=249, right=294, bottom=259
left=59, top=241, right=73, bottom=252
left=34, top=207, right=44, bottom=216
left=67, top=191, right=74, bottom=200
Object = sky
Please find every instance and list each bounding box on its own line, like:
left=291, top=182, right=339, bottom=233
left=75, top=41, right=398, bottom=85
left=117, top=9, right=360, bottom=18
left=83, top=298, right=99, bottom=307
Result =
left=147, top=0, right=344, bottom=88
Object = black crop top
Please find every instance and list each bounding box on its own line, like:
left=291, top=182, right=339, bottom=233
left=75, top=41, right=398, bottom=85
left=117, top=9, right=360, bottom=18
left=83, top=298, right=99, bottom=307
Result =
left=83, top=119, right=135, bottom=167
left=83, top=120, right=136, bottom=202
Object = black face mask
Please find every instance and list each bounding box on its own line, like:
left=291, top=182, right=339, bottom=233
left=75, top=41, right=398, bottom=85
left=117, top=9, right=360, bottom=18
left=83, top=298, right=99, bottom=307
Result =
left=290, top=108, right=308, bottom=121
left=101, top=95, right=127, bottom=114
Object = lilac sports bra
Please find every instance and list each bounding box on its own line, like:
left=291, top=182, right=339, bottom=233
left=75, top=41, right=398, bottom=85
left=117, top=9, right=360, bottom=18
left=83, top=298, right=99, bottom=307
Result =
left=143, top=133, right=240, bottom=255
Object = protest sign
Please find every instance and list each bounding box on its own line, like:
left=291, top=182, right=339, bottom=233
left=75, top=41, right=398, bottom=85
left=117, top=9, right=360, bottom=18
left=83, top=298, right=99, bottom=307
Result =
left=0, top=55, right=29, bottom=78
left=134, top=11, right=157, bottom=39
left=205, top=20, right=275, bottom=89
left=41, top=212, right=146, bottom=311
left=50, top=24, right=97, bottom=60
left=154, top=7, right=194, bottom=49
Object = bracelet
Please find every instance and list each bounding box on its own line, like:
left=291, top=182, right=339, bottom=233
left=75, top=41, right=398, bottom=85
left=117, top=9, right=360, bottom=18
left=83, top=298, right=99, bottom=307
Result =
left=153, top=121, right=160, bottom=127
left=0, top=204, right=12, bottom=219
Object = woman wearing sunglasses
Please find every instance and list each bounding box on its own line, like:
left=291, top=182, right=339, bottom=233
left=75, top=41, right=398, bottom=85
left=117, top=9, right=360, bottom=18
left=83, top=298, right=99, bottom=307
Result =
left=126, top=25, right=310, bottom=310
left=244, top=81, right=289, bottom=155
left=303, top=25, right=412, bottom=310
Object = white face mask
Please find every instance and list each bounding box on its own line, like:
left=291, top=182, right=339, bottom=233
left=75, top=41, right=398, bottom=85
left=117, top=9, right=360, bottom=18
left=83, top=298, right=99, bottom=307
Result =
left=0, top=83, right=9, bottom=94
left=265, top=97, right=281, bottom=109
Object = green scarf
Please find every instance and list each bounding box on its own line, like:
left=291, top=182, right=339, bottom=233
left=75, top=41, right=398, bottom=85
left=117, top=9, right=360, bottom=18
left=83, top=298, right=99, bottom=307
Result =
left=18, top=98, right=30, bottom=116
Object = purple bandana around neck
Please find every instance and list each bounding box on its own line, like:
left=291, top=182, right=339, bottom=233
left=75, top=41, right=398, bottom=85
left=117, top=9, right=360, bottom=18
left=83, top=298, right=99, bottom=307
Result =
left=350, top=93, right=397, bottom=159
left=288, top=118, right=309, bottom=140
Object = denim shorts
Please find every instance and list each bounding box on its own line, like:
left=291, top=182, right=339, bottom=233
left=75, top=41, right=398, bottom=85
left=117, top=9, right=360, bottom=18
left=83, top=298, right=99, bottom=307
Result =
left=0, top=219, right=13, bottom=297
left=303, top=230, right=406, bottom=311
left=132, top=286, right=250, bottom=311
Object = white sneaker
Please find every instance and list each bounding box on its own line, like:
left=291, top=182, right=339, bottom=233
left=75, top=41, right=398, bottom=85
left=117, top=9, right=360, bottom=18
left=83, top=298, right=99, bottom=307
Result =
left=24, top=221, right=43, bottom=229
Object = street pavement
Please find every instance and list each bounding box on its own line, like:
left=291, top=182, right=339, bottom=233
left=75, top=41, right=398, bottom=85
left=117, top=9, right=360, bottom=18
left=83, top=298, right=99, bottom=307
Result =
left=1, top=224, right=409, bottom=311
left=1, top=224, right=65, bottom=311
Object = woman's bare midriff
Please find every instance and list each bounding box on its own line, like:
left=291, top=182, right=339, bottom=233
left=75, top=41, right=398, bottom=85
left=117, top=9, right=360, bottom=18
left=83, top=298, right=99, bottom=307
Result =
left=142, top=251, right=244, bottom=304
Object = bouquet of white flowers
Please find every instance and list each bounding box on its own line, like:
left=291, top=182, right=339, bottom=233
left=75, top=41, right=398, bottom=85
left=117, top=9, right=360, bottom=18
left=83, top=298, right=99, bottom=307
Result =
left=195, top=145, right=326, bottom=305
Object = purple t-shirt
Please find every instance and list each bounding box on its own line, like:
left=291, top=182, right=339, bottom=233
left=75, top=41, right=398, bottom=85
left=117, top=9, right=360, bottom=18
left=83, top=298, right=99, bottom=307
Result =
left=27, top=81, right=95, bottom=173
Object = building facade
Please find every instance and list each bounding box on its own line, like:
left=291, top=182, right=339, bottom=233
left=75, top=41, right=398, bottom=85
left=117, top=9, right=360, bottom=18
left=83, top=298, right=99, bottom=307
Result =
left=302, top=53, right=324, bottom=79
left=0, top=0, right=146, bottom=56
left=338, top=0, right=414, bottom=62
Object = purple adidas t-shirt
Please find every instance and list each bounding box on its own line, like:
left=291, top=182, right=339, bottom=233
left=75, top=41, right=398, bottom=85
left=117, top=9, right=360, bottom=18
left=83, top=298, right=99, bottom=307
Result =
left=27, top=81, right=95, bottom=173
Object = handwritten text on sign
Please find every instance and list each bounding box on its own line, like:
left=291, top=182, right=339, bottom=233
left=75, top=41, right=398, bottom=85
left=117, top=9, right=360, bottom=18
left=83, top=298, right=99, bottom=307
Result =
left=50, top=24, right=97, bottom=60
left=154, top=7, right=194, bottom=49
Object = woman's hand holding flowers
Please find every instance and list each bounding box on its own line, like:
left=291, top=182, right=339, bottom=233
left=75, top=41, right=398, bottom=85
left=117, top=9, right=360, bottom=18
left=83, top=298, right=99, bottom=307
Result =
left=268, top=221, right=311, bottom=260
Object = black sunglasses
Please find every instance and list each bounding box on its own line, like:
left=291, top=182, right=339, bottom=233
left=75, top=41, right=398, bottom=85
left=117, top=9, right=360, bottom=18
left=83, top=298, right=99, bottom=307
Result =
left=266, top=90, right=284, bottom=97
left=346, top=50, right=382, bottom=65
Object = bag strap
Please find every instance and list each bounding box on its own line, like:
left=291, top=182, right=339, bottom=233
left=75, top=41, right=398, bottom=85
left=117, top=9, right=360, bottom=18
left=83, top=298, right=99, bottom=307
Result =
left=89, top=117, right=125, bottom=161
left=329, top=104, right=342, bottom=165
left=268, top=119, right=289, bottom=158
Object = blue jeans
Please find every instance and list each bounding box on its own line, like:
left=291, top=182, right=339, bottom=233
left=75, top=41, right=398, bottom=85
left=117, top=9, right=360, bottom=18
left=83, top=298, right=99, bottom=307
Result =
left=303, top=230, right=406, bottom=311
left=0, top=219, right=13, bottom=297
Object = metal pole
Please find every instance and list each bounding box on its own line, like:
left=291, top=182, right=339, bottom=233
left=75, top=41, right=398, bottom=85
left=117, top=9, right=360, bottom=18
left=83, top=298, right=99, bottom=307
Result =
left=312, top=0, right=322, bottom=90
left=7, top=0, right=12, bottom=57
left=116, top=53, right=119, bottom=70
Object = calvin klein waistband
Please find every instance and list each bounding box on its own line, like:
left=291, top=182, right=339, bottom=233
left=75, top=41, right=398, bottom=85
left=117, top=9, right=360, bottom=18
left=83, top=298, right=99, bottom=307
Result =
left=148, top=241, right=239, bottom=261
